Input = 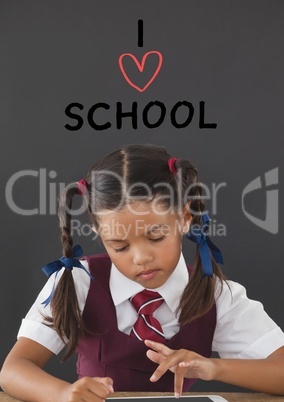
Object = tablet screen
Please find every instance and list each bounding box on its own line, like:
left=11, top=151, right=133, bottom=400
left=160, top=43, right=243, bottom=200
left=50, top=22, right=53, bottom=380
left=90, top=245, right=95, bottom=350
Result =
left=109, top=396, right=227, bottom=402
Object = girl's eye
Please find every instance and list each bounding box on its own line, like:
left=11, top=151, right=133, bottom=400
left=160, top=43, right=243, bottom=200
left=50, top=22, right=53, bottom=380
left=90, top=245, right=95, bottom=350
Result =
left=114, top=245, right=129, bottom=253
left=150, top=235, right=165, bottom=243
left=113, top=236, right=165, bottom=252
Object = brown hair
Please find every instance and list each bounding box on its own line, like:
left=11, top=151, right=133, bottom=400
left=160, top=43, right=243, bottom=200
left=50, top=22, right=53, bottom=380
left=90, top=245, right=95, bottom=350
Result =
left=49, top=144, right=225, bottom=360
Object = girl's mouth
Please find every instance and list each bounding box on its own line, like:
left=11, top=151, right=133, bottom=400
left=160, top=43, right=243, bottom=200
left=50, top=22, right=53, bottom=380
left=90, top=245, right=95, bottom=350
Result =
left=138, top=269, right=159, bottom=280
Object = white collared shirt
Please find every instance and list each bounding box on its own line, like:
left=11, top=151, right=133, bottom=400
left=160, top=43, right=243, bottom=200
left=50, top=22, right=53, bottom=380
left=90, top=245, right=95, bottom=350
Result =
left=18, top=253, right=284, bottom=359
left=110, top=253, right=188, bottom=338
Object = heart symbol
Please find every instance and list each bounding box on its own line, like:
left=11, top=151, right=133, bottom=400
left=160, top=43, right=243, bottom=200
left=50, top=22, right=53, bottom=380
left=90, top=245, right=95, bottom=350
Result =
left=118, top=51, right=163, bottom=92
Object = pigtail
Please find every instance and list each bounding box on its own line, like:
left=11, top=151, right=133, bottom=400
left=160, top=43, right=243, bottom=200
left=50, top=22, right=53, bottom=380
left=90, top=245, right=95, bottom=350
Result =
left=175, top=159, right=225, bottom=325
left=46, top=184, right=87, bottom=360
left=178, top=239, right=224, bottom=325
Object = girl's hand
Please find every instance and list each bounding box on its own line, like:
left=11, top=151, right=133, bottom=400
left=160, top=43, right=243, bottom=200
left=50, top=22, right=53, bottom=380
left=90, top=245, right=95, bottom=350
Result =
left=145, top=340, right=216, bottom=397
left=62, top=376, right=114, bottom=402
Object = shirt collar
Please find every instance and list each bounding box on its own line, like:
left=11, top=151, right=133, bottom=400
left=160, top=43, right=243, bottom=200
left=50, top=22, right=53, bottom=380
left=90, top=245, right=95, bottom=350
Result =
left=109, top=253, right=189, bottom=313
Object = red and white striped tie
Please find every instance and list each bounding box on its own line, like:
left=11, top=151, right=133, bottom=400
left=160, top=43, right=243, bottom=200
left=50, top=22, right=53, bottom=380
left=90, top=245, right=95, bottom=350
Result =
left=130, top=289, right=166, bottom=343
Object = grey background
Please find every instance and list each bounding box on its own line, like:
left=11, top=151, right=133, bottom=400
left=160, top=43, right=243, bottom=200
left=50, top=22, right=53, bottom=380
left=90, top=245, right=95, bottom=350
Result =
left=1, top=0, right=284, bottom=393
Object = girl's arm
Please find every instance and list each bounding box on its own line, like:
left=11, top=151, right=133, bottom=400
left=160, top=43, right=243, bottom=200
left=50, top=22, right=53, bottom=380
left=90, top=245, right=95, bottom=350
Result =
left=145, top=340, right=284, bottom=397
left=0, top=338, right=114, bottom=402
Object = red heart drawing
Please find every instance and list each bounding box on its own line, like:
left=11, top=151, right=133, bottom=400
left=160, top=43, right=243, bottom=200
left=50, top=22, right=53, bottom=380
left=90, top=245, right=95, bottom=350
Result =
left=118, top=51, right=163, bottom=92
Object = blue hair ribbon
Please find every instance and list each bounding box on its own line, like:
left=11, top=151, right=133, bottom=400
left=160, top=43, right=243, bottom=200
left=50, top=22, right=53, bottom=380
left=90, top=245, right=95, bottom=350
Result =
left=186, top=214, right=224, bottom=277
left=41, top=245, right=94, bottom=307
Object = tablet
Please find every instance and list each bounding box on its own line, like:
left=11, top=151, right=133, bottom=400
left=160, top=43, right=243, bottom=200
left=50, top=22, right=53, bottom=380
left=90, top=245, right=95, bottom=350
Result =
left=109, top=396, right=228, bottom=402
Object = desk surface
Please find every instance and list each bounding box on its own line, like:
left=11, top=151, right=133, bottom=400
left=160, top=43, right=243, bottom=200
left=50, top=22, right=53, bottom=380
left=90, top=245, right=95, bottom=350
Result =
left=1, top=392, right=284, bottom=402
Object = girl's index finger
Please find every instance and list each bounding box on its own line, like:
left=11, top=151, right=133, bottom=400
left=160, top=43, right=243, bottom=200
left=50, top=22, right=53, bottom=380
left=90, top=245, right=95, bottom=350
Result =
left=174, top=367, right=186, bottom=398
left=144, top=340, right=173, bottom=356
left=149, top=365, right=168, bottom=382
left=149, top=354, right=180, bottom=383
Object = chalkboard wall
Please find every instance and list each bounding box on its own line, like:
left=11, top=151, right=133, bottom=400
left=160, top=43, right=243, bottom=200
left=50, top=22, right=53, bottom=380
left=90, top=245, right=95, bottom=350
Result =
left=1, top=0, right=284, bottom=393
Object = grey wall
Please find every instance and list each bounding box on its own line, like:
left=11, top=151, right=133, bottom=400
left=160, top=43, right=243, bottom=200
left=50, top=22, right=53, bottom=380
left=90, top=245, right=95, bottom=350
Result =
left=1, top=0, right=284, bottom=393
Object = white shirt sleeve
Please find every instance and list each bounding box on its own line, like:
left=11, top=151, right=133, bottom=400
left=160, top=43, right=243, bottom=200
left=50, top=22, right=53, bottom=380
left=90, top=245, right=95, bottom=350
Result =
left=17, top=260, right=91, bottom=355
left=213, top=279, right=284, bottom=359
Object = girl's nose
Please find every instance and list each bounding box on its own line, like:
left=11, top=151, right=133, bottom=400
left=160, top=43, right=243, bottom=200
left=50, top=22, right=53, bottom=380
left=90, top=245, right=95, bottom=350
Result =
left=133, top=248, right=154, bottom=266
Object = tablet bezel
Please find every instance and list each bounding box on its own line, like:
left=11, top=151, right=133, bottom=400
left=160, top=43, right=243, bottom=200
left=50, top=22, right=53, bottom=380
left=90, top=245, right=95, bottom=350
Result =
left=109, top=395, right=228, bottom=402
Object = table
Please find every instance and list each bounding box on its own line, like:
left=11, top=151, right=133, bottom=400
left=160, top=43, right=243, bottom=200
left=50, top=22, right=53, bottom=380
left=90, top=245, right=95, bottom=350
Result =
left=2, top=392, right=284, bottom=402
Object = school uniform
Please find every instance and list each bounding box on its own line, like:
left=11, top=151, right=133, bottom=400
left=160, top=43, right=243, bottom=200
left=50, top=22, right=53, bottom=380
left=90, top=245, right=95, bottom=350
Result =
left=18, top=252, right=284, bottom=391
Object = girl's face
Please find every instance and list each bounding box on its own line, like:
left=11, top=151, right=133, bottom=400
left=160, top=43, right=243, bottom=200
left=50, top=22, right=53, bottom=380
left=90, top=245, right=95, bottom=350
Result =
left=96, top=201, right=191, bottom=289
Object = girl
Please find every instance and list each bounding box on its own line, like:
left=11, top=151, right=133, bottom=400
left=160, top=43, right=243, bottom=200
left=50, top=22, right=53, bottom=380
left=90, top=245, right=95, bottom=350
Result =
left=1, top=144, right=284, bottom=402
